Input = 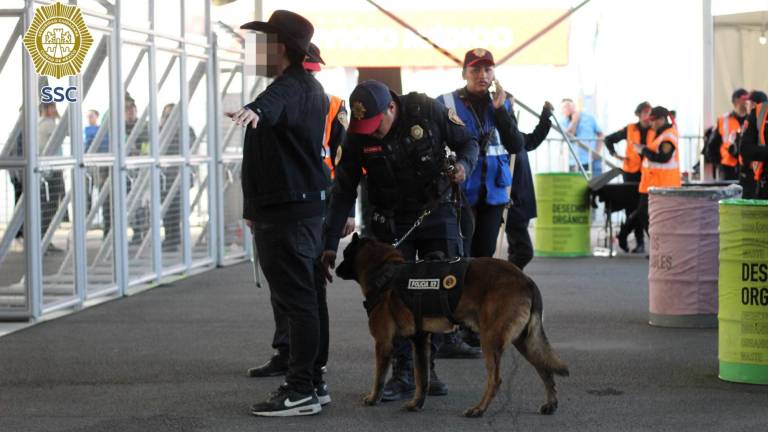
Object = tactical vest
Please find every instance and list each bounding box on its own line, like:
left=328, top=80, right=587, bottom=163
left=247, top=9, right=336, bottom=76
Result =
left=438, top=89, right=513, bottom=206
left=639, top=125, right=681, bottom=194
left=718, top=112, right=744, bottom=168
left=360, top=93, right=450, bottom=214
left=625, top=123, right=655, bottom=174
left=363, top=256, right=471, bottom=331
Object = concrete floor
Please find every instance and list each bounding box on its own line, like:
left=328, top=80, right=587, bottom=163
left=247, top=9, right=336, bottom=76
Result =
left=0, top=252, right=766, bottom=432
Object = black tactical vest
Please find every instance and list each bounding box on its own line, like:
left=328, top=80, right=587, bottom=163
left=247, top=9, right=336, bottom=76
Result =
left=360, top=93, right=451, bottom=214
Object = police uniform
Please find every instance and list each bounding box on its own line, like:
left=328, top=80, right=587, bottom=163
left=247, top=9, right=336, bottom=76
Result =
left=240, top=10, right=331, bottom=417
left=437, top=49, right=525, bottom=258
left=324, top=80, right=478, bottom=401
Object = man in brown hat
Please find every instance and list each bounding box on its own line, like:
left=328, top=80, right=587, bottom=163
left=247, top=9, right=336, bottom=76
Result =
left=228, top=10, right=330, bottom=417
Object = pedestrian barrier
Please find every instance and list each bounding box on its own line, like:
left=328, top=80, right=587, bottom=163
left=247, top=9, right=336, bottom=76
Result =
left=718, top=199, right=768, bottom=385
left=533, top=173, right=590, bottom=257
left=647, top=185, right=741, bottom=328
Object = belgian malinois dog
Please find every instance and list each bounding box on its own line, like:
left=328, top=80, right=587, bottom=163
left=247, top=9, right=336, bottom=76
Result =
left=335, top=234, right=569, bottom=417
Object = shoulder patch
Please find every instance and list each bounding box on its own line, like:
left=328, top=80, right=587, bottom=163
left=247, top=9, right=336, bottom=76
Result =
left=448, top=108, right=465, bottom=126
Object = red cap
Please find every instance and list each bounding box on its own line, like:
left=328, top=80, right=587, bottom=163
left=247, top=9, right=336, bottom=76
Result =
left=348, top=80, right=392, bottom=135
left=463, top=48, right=495, bottom=68
left=303, top=61, right=321, bottom=72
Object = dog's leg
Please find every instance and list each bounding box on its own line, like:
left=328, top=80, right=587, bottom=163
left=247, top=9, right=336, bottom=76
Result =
left=403, top=332, right=430, bottom=412
left=513, top=339, right=559, bottom=415
left=464, top=310, right=529, bottom=418
left=363, top=315, right=396, bottom=406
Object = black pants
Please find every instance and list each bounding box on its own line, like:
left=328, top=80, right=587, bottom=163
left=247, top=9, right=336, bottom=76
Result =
left=468, top=202, right=506, bottom=257
left=739, top=170, right=758, bottom=199
left=40, top=171, right=65, bottom=237
left=505, top=219, right=533, bottom=270
left=373, top=204, right=461, bottom=363
left=252, top=216, right=327, bottom=393
left=621, top=171, right=644, bottom=245
left=623, top=194, right=649, bottom=241
left=719, top=164, right=739, bottom=181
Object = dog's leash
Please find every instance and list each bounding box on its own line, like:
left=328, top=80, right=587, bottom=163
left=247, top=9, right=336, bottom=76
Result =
left=392, top=169, right=458, bottom=249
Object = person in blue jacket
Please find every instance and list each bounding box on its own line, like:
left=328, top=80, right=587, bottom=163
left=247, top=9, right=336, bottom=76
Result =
left=437, top=48, right=524, bottom=258
left=506, top=102, right=553, bottom=270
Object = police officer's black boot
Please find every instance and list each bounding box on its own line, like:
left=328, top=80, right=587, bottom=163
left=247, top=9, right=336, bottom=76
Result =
left=436, top=330, right=481, bottom=359
left=381, top=355, right=414, bottom=402
left=428, top=345, right=448, bottom=396
left=632, top=227, right=645, bottom=254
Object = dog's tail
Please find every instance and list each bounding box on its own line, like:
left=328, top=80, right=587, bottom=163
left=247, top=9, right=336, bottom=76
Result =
left=524, top=281, right=569, bottom=377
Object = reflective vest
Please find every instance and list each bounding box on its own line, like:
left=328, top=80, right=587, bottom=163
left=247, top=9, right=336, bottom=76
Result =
left=752, top=103, right=768, bottom=181
left=639, top=126, right=681, bottom=194
left=717, top=112, right=743, bottom=168
left=323, top=94, right=344, bottom=178
left=624, top=123, right=655, bottom=174
left=437, top=89, right=513, bottom=206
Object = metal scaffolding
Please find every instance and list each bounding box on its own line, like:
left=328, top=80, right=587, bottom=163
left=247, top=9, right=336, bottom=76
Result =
left=0, top=0, right=258, bottom=320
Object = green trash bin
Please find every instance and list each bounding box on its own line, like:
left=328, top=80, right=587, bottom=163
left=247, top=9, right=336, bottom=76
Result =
left=718, top=199, right=768, bottom=384
left=534, top=173, right=590, bottom=257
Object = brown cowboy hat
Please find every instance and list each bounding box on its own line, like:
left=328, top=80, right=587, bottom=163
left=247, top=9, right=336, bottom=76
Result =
left=240, top=10, right=324, bottom=64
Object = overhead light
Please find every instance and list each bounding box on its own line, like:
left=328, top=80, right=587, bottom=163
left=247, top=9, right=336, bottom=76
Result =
left=761, top=33, right=767, bottom=45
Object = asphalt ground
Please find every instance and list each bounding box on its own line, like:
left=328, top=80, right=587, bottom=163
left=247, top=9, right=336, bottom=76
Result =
left=1, top=252, right=767, bottom=432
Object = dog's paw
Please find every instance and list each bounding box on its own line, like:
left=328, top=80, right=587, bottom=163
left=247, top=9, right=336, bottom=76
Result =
left=463, top=406, right=485, bottom=418
left=539, top=401, right=558, bottom=415
left=403, top=400, right=423, bottom=412
left=362, top=394, right=378, bottom=406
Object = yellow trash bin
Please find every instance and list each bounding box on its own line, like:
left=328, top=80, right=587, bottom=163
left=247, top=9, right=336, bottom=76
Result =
left=534, top=173, right=590, bottom=257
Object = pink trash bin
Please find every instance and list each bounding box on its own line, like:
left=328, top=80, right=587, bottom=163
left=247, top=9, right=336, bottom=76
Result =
left=647, top=185, right=742, bottom=328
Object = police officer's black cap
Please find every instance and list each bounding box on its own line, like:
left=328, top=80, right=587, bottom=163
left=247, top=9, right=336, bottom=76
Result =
left=749, top=90, right=768, bottom=104
left=240, top=10, right=323, bottom=64
left=731, top=88, right=749, bottom=103
left=648, top=106, right=669, bottom=121
left=348, top=80, right=393, bottom=135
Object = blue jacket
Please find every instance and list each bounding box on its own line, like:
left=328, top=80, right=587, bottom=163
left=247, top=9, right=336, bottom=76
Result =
left=437, top=88, right=524, bottom=206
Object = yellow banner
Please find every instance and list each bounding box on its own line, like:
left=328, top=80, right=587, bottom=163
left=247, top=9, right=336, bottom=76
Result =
left=301, top=9, right=569, bottom=68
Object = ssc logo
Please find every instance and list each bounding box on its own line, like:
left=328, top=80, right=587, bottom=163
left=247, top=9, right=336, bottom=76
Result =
left=442, top=275, right=457, bottom=290
left=22, top=2, right=93, bottom=79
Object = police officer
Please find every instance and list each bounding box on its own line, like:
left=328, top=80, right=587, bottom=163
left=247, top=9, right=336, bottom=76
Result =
left=740, top=91, right=768, bottom=199
left=706, top=89, right=750, bottom=181
left=247, top=43, right=353, bottom=380
left=229, top=10, right=330, bottom=417
left=620, top=106, right=681, bottom=240
left=320, top=80, right=479, bottom=402
left=506, top=101, right=554, bottom=270
left=437, top=48, right=525, bottom=259
left=606, top=101, right=655, bottom=253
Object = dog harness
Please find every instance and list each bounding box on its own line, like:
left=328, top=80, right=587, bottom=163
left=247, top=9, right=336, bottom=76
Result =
left=363, top=254, right=471, bottom=333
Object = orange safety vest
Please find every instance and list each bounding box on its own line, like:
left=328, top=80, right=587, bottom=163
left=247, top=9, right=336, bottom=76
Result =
left=624, top=123, right=656, bottom=174
left=752, top=103, right=768, bottom=181
left=639, top=126, right=681, bottom=194
left=717, top=113, right=743, bottom=168
left=323, top=95, right=344, bottom=178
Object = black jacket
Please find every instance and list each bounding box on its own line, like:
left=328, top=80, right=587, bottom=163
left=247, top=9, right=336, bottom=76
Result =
left=741, top=107, right=768, bottom=175
left=324, top=93, right=479, bottom=252
left=241, top=65, right=329, bottom=221
left=508, top=107, right=552, bottom=223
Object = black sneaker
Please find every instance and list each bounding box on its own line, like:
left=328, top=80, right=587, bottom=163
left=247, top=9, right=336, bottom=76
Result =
left=247, top=354, right=288, bottom=378
left=250, top=385, right=321, bottom=417
left=315, top=382, right=331, bottom=406
left=632, top=244, right=645, bottom=254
